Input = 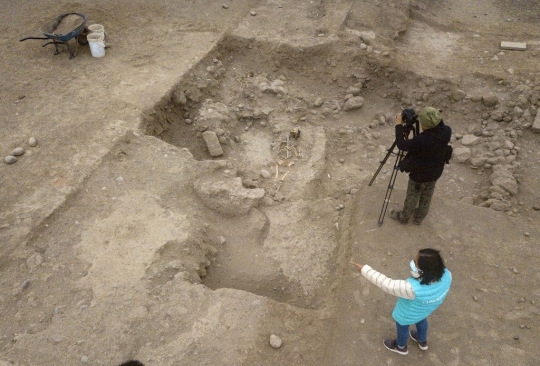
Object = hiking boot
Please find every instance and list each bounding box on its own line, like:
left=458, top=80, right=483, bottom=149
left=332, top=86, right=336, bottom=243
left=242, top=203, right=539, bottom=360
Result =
left=390, top=210, right=408, bottom=225
left=383, top=339, right=408, bottom=355
left=409, top=330, right=428, bottom=350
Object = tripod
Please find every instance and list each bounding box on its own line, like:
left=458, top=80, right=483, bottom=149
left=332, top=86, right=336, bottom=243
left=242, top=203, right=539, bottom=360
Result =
left=368, top=121, right=418, bottom=226
left=368, top=141, right=406, bottom=226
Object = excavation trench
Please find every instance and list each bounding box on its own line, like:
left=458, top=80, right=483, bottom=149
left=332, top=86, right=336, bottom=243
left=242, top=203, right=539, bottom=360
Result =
left=139, top=37, right=370, bottom=309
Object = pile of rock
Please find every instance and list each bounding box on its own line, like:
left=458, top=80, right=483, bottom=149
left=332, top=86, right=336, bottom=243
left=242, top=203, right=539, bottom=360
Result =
left=452, top=87, right=540, bottom=211
left=3, top=137, right=38, bottom=164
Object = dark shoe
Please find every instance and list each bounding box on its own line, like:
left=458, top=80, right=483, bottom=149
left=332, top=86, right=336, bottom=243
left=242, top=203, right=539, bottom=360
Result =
left=409, top=330, right=428, bottom=350
left=383, top=339, right=408, bottom=355
left=413, top=217, right=422, bottom=225
left=390, top=210, right=408, bottom=225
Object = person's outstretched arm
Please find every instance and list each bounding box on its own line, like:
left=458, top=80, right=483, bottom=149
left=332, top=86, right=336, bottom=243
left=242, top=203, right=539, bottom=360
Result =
left=352, top=263, right=415, bottom=299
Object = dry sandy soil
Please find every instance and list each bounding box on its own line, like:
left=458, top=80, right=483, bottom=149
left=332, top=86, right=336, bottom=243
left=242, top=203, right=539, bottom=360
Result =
left=1, top=1, right=539, bottom=365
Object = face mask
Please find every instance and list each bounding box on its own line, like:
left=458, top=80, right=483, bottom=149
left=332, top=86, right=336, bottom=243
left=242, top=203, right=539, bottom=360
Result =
left=410, top=260, right=421, bottom=278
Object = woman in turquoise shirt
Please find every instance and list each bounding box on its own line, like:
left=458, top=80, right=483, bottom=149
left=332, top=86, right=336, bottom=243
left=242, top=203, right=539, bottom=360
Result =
left=352, top=248, right=452, bottom=355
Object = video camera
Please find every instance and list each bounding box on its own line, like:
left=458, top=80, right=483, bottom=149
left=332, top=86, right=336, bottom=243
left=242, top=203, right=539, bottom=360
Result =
left=401, top=108, right=419, bottom=136
left=402, top=108, right=418, bottom=127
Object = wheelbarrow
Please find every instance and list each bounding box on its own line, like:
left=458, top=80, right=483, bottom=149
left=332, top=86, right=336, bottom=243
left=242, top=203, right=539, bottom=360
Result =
left=20, top=12, right=87, bottom=59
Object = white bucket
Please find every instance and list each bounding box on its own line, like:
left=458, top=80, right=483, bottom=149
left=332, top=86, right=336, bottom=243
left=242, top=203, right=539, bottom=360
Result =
left=87, top=33, right=105, bottom=58
left=88, top=24, right=105, bottom=36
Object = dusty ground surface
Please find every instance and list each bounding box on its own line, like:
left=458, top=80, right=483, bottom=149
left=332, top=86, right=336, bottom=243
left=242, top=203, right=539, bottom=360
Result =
left=1, top=0, right=539, bottom=365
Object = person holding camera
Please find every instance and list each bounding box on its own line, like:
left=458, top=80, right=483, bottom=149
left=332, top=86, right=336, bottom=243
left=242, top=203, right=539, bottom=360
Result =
left=391, top=107, right=452, bottom=225
left=351, top=248, right=452, bottom=355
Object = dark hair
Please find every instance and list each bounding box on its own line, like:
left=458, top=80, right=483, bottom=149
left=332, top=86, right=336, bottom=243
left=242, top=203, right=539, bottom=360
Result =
left=417, top=248, right=445, bottom=285
left=118, top=361, right=144, bottom=366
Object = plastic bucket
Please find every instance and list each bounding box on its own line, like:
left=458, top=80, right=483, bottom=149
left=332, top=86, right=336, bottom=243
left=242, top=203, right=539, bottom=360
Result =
left=87, top=33, right=105, bottom=58
left=88, top=24, right=105, bottom=36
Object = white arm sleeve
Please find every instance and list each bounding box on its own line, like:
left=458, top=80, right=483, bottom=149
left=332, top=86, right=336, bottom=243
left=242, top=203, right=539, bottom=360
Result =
left=360, top=265, right=415, bottom=300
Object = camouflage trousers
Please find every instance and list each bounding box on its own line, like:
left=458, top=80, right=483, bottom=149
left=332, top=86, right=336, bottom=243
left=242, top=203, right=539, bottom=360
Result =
left=400, top=178, right=437, bottom=223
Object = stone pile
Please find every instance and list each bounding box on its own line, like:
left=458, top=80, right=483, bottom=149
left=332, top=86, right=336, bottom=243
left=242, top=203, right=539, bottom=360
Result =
left=452, top=85, right=539, bottom=211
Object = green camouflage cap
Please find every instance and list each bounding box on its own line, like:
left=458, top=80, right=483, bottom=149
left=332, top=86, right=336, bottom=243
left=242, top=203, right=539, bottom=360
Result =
left=419, top=107, right=441, bottom=129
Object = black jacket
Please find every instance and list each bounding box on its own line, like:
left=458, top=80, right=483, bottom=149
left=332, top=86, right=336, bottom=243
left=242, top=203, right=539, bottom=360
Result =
left=395, top=121, right=452, bottom=183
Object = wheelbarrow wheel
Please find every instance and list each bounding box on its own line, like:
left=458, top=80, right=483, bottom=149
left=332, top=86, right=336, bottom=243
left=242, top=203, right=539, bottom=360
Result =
left=77, top=27, right=90, bottom=45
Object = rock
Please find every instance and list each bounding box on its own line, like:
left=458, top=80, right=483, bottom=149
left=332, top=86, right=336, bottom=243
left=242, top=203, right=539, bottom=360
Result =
left=346, top=86, right=361, bottom=96
left=202, top=131, right=224, bottom=157
left=194, top=176, right=265, bottom=215
left=503, top=140, right=514, bottom=149
left=262, top=196, right=275, bottom=206
left=453, top=147, right=471, bottom=163
left=470, top=94, right=483, bottom=102
left=470, top=157, right=487, bottom=167
left=343, top=96, right=364, bottom=111
left=490, top=165, right=518, bottom=195
left=4, top=156, right=17, bottom=164
left=184, top=89, right=202, bottom=103
left=486, top=141, right=501, bottom=151
left=261, top=169, right=271, bottom=179
left=259, top=81, right=286, bottom=95
left=490, top=200, right=512, bottom=211
left=28, top=137, right=38, bottom=147
left=314, top=97, right=324, bottom=107
left=359, top=31, right=376, bottom=44
left=11, top=147, right=24, bottom=156
left=461, top=134, right=481, bottom=146
left=482, top=95, right=499, bottom=107
left=452, top=89, right=467, bottom=101
left=273, top=192, right=285, bottom=201
left=270, top=334, right=282, bottom=348
left=171, top=88, right=187, bottom=105
left=533, top=110, right=540, bottom=133
left=491, top=110, right=505, bottom=122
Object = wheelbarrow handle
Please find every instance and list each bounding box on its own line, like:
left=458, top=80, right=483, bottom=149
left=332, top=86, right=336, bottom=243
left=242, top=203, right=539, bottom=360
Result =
left=20, top=37, right=50, bottom=42
left=42, top=41, right=63, bottom=47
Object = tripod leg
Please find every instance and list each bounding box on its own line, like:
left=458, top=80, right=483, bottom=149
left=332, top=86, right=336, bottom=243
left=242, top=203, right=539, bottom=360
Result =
left=377, top=150, right=404, bottom=226
left=368, top=141, right=397, bottom=186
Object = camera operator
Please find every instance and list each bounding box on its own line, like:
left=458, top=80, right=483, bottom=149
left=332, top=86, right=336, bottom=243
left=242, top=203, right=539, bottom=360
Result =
left=391, top=107, right=452, bottom=225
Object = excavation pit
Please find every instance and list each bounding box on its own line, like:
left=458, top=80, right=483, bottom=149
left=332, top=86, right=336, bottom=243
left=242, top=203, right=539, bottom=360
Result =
left=140, top=38, right=373, bottom=308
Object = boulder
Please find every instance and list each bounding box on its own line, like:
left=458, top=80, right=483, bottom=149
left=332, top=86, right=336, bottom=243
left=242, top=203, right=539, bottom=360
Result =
left=490, top=165, right=518, bottom=195
left=194, top=176, right=265, bottom=216
left=453, top=147, right=471, bottom=163
left=343, top=96, right=365, bottom=111
left=461, top=134, right=480, bottom=146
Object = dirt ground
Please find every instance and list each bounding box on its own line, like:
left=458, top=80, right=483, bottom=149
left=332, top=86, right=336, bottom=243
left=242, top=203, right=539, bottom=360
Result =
left=1, top=1, right=539, bottom=365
